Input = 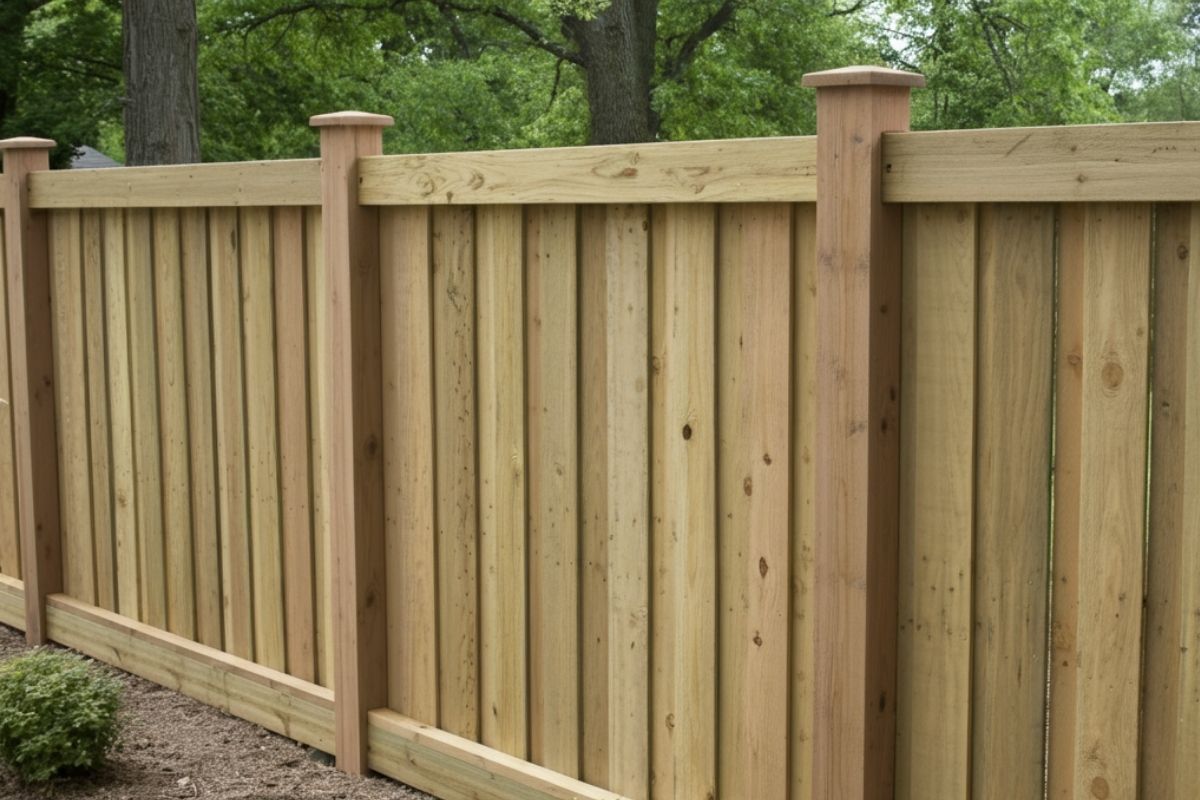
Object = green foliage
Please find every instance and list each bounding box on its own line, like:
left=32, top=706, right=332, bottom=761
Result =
left=0, top=650, right=122, bottom=783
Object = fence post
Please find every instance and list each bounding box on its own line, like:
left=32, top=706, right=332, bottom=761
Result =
left=310, top=111, right=393, bottom=773
left=800, top=67, right=923, bottom=799
left=0, top=137, right=62, bottom=646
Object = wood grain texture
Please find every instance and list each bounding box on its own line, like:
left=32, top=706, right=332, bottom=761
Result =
left=1048, top=203, right=1151, bottom=800
left=180, top=208, right=222, bottom=649
left=651, top=204, right=717, bottom=800
left=210, top=207, right=254, bottom=660
left=0, top=216, right=19, bottom=580
left=358, top=137, right=816, bottom=205
left=716, top=203, right=791, bottom=800
left=972, top=204, right=1054, bottom=800
left=0, top=575, right=22, bottom=629
left=895, top=203, right=977, bottom=800
left=49, top=210, right=95, bottom=605
left=380, top=205, right=438, bottom=722
left=526, top=204, right=578, bottom=775
left=275, top=206, right=316, bottom=683
left=1141, top=202, right=1200, bottom=799
left=29, top=159, right=321, bottom=209
left=153, top=209, right=196, bottom=640
left=476, top=204, right=527, bottom=759
left=81, top=210, right=114, bottom=609
left=882, top=122, right=1200, bottom=202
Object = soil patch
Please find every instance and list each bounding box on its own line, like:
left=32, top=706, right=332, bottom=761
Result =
left=0, top=624, right=433, bottom=800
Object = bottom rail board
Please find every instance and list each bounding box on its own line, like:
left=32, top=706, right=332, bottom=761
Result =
left=0, top=575, right=22, bottom=630
left=368, top=709, right=629, bottom=800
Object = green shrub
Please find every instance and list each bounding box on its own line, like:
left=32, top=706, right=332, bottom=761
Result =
left=0, top=649, right=122, bottom=783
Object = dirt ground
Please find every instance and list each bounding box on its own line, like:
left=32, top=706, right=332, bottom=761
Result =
left=0, top=624, right=433, bottom=800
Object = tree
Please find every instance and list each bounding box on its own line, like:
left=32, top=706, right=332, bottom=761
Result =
left=123, top=0, right=200, bottom=164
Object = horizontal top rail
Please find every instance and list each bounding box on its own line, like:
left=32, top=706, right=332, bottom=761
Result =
left=358, top=136, right=818, bottom=205
left=29, top=158, right=321, bottom=208
left=882, top=121, right=1200, bottom=202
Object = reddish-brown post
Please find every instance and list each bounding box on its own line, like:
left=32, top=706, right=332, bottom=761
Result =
left=800, top=67, right=923, bottom=799
left=310, top=111, right=393, bottom=773
left=1, top=137, right=62, bottom=646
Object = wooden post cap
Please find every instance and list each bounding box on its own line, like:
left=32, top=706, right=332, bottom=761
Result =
left=309, top=111, right=395, bottom=128
left=801, top=66, right=925, bottom=89
left=0, top=137, right=56, bottom=150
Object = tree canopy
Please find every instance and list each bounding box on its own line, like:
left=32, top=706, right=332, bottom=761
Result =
left=4, top=0, right=1197, bottom=164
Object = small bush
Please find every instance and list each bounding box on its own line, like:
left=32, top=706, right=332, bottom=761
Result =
left=0, top=649, right=122, bottom=783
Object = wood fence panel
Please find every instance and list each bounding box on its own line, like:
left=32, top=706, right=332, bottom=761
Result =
left=82, top=210, right=113, bottom=609
left=381, top=205, right=438, bottom=722
left=896, top=203, right=977, bottom=800
left=526, top=204, right=579, bottom=776
left=1142, top=202, right=1200, bottom=799
left=717, top=203, right=792, bottom=800
left=0, top=214, right=20, bottom=581
left=971, top=204, right=1054, bottom=800
left=1049, top=203, right=1151, bottom=800
left=49, top=210, right=94, bottom=605
left=306, top=205, right=333, bottom=689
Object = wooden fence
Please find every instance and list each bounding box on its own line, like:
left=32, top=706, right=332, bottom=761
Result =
left=0, top=66, right=1198, bottom=800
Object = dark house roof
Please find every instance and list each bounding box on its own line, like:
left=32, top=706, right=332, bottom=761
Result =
left=70, top=146, right=121, bottom=169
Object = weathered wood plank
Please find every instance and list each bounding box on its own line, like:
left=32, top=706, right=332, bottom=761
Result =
left=82, top=210, right=115, bottom=610
left=380, top=205, right=438, bottom=722
left=476, top=204, right=526, bottom=757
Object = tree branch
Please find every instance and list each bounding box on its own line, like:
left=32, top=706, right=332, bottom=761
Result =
left=661, top=0, right=738, bottom=83
left=828, top=0, right=864, bottom=17
left=442, top=1, right=584, bottom=65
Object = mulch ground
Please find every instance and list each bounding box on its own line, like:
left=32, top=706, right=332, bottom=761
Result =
left=0, top=624, right=433, bottom=800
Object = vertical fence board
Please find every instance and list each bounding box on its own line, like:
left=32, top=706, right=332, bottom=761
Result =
left=896, top=203, right=977, bottom=800
left=527, top=204, right=578, bottom=775
left=1049, top=203, right=1151, bottom=800
left=50, top=210, right=95, bottom=604
left=275, top=206, right=316, bottom=682
left=210, top=207, right=253, bottom=659
left=381, top=205, right=438, bottom=721
left=241, top=206, right=285, bottom=671
left=153, top=209, right=195, bottom=640
left=791, top=203, right=818, bottom=800
left=651, top=203, right=717, bottom=800
left=603, top=203, right=650, bottom=800
left=432, top=205, right=479, bottom=741
left=306, top=206, right=333, bottom=689
left=717, top=203, right=791, bottom=800
left=1142, top=202, right=1200, bottom=799
left=0, top=215, right=18, bottom=580
left=972, top=204, right=1054, bottom=800
left=578, top=204, right=609, bottom=788
left=82, top=210, right=114, bottom=609
left=181, top=208, right=221, bottom=649
left=476, top=204, right=527, bottom=757
left=104, top=209, right=139, bottom=619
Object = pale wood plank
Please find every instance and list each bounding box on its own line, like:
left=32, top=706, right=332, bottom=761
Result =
left=0, top=575, right=22, bottom=629
left=476, top=204, right=527, bottom=757
left=210, top=207, right=254, bottom=659
left=790, top=202, right=818, bottom=800
left=180, top=208, right=222, bottom=649
left=82, top=210, right=116, bottom=610
left=241, top=206, right=286, bottom=671
left=648, top=205, right=670, bottom=800
left=103, top=208, right=139, bottom=619
left=29, top=159, right=321, bottom=209
left=274, top=206, right=316, bottom=682
left=49, top=210, right=95, bottom=604
left=358, top=138, right=816, bottom=206
left=716, top=203, right=791, bottom=800
left=895, top=204, right=976, bottom=800
left=1141, top=202, right=1200, bottom=799
left=0, top=216, right=19, bottom=580
left=578, top=204, right=609, bottom=788
left=650, top=204, right=717, bottom=800
left=126, top=208, right=166, bottom=628
left=972, top=204, right=1054, bottom=800
left=526, top=204, right=578, bottom=774
left=882, top=122, right=1200, bottom=203
left=153, top=209, right=196, bottom=640
left=1048, top=203, right=1151, bottom=800
left=380, top=205, right=438, bottom=721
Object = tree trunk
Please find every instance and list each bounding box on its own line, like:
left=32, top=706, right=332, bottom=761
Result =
left=123, top=0, right=200, bottom=165
left=567, top=0, right=659, bottom=145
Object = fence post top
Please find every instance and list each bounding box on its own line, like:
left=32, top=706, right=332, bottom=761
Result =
left=0, top=136, right=56, bottom=151
left=801, top=66, right=925, bottom=89
left=309, top=111, right=395, bottom=128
